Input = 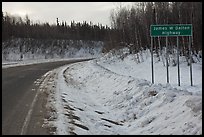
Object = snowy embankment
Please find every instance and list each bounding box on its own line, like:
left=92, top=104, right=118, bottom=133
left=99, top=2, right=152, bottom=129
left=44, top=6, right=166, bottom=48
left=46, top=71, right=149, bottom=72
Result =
left=41, top=49, right=202, bottom=135
left=2, top=38, right=103, bottom=68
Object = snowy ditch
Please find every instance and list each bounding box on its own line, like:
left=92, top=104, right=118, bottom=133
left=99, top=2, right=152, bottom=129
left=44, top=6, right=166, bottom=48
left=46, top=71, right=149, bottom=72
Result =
left=40, top=59, right=202, bottom=135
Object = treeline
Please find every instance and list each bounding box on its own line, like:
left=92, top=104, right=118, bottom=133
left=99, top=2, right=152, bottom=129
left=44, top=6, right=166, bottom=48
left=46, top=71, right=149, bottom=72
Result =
left=2, top=2, right=202, bottom=56
left=2, top=12, right=111, bottom=42
left=109, top=2, right=202, bottom=55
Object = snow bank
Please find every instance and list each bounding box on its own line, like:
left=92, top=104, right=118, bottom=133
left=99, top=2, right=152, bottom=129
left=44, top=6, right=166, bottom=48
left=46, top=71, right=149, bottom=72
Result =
left=42, top=55, right=201, bottom=134
left=2, top=38, right=103, bottom=62
left=96, top=48, right=202, bottom=95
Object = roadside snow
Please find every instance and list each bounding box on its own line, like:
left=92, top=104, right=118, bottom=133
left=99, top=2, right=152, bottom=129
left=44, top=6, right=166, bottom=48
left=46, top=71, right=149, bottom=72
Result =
left=96, top=49, right=202, bottom=95
left=2, top=57, right=93, bottom=69
left=42, top=49, right=202, bottom=135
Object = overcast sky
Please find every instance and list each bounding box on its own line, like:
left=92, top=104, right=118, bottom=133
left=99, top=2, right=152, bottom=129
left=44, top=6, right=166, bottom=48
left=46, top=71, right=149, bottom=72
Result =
left=2, top=2, right=134, bottom=27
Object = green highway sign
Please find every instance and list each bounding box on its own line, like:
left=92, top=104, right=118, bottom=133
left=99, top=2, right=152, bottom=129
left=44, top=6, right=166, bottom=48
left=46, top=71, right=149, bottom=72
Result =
left=151, top=24, right=192, bottom=37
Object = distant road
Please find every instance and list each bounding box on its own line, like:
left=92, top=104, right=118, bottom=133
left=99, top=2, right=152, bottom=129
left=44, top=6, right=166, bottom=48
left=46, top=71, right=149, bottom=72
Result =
left=2, top=59, right=92, bottom=135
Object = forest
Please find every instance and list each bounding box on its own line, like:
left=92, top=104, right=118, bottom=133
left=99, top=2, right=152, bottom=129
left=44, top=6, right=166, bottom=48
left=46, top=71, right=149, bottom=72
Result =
left=2, top=2, right=202, bottom=59
left=2, top=13, right=111, bottom=41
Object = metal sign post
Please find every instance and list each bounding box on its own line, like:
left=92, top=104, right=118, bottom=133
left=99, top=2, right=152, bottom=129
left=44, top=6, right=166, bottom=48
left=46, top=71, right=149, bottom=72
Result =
left=177, top=36, right=180, bottom=86
left=151, top=37, right=154, bottom=84
left=150, top=24, right=193, bottom=86
left=166, top=37, right=169, bottom=83
left=189, top=36, right=193, bottom=86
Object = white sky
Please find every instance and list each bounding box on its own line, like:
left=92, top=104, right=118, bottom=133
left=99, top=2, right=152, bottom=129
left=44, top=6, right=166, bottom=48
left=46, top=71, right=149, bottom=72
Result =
left=2, top=2, right=134, bottom=27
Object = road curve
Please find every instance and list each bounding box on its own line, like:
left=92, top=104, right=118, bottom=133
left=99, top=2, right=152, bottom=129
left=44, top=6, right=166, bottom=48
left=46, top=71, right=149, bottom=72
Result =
left=2, top=59, right=92, bottom=135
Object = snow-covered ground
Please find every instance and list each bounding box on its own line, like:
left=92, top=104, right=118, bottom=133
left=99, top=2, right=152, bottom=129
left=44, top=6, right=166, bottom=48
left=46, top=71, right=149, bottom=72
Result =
left=2, top=38, right=103, bottom=69
left=38, top=49, right=202, bottom=135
